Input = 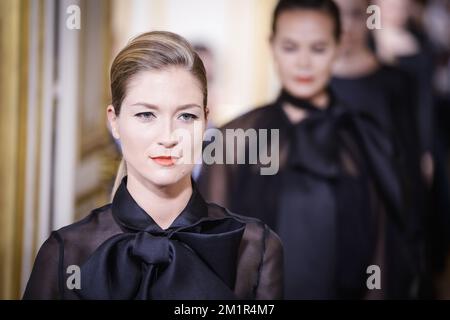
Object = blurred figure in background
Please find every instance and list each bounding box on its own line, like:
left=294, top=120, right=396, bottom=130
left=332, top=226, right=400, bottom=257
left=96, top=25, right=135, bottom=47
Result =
left=331, top=0, right=430, bottom=296
left=332, top=0, right=421, bottom=175
left=200, top=0, right=423, bottom=299
left=373, top=0, right=450, bottom=297
left=422, top=0, right=450, bottom=298
left=372, top=0, right=435, bottom=186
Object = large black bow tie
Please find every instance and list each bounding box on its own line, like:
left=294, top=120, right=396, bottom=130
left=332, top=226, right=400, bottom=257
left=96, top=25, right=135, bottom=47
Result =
left=76, top=217, right=245, bottom=300
left=75, top=178, right=246, bottom=300
left=279, top=89, right=404, bottom=226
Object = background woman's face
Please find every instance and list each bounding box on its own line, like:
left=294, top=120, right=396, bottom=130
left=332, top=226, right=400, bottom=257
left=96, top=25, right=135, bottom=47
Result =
left=108, top=67, right=206, bottom=188
left=374, top=0, right=411, bottom=28
left=334, top=0, right=368, bottom=49
left=271, top=9, right=338, bottom=101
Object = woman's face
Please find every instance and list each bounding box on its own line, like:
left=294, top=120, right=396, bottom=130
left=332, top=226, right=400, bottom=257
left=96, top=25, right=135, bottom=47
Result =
left=107, top=67, right=206, bottom=188
left=334, top=0, right=368, bottom=49
left=374, top=0, right=410, bottom=28
left=271, top=9, right=338, bottom=101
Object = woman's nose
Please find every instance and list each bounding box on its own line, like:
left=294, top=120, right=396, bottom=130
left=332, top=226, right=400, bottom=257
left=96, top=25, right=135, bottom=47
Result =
left=158, top=138, right=178, bottom=148
left=297, top=50, right=312, bottom=69
left=157, top=121, right=178, bottom=148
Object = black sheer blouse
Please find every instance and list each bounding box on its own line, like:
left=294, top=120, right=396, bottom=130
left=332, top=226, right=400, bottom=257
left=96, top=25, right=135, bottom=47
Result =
left=23, top=177, right=283, bottom=300
left=198, top=94, right=425, bottom=299
left=331, top=65, right=419, bottom=157
left=331, top=66, right=427, bottom=254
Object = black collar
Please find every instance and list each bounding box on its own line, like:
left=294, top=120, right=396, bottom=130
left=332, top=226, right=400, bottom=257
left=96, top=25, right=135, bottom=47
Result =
left=278, top=87, right=336, bottom=113
left=111, top=176, right=208, bottom=233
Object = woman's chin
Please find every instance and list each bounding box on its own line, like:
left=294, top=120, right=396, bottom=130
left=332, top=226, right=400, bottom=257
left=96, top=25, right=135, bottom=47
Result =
left=285, top=82, right=328, bottom=102
left=285, top=86, right=317, bottom=100
left=144, top=169, right=191, bottom=188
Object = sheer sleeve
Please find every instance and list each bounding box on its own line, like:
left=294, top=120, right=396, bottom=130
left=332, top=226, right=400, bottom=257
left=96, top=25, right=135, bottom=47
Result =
left=23, top=232, right=63, bottom=300
left=198, top=161, right=231, bottom=208
left=255, top=227, right=284, bottom=300
left=198, top=128, right=243, bottom=210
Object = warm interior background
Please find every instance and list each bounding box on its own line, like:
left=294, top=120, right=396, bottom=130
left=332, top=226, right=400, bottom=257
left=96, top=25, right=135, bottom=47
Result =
left=1, top=0, right=448, bottom=299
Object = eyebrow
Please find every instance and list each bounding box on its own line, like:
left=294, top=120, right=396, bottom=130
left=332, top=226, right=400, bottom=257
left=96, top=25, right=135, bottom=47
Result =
left=281, top=36, right=328, bottom=44
left=130, top=102, right=202, bottom=111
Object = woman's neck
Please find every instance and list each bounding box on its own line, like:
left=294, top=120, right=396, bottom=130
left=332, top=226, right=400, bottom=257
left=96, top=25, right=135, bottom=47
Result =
left=373, top=27, right=420, bottom=64
left=126, top=169, right=193, bottom=230
left=333, top=45, right=379, bottom=78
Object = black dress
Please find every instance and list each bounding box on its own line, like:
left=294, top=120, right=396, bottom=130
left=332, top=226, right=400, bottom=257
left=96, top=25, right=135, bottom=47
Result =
left=331, top=65, right=419, bottom=159
left=198, top=92, right=424, bottom=299
left=396, top=36, right=435, bottom=155
left=23, top=177, right=283, bottom=300
left=331, top=66, right=428, bottom=277
left=369, top=25, right=435, bottom=154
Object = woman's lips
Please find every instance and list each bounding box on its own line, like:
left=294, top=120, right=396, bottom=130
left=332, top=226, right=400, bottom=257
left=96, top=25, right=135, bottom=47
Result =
left=295, top=76, right=314, bottom=83
left=150, top=156, right=178, bottom=167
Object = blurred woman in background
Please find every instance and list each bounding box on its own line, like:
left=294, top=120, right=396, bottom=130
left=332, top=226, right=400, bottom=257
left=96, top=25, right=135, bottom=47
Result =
left=332, top=0, right=421, bottom=171
left=331, top=0, right=429, bottom=297
left=373, top=0, right=450, bottom=297
left=199, top=0, right=424, bottom=299
left=372, top=0, right=435, bottom=186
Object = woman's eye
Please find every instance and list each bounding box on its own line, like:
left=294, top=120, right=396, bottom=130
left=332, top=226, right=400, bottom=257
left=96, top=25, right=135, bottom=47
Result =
left=351, top=9, right=365, bottom=20
left=178, top=113, right=199, bottom=122
left=311, top=45, right=327, bottom=54
left=282, top=45, right=297, bottom=53
left=135, top=112, right=156, bottom=121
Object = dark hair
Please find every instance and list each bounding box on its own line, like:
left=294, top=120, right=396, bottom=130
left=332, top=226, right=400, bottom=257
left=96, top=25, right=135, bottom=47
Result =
left=272, top=0, right=342, bottom=41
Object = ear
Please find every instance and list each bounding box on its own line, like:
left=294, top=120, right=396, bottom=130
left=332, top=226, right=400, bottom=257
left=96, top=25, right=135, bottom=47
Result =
left=269, top=32, right=277, bottom=46
left=330, top=42, right=339, bottom=62
left=204, top=107, right=210, bottom=121
left=107, top=105, right=120, bottom=139
left=269, top=34, right=276, bottom=57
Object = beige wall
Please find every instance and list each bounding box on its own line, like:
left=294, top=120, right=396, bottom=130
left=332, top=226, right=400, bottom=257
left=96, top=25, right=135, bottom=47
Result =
left=111, top=0, right=280, bottom=126
left=0, top=0, right=28, bottom=299
left=0, top=0, right=115, bottom=299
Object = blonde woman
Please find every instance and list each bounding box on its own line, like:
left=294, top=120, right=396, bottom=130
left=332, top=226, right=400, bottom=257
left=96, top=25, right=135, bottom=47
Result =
left=23, top=31, right=283, bottom=300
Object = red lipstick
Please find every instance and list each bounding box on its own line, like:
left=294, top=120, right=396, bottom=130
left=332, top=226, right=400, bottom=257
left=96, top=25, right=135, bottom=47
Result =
left=151, top=156, right=176, bottom=166
left=295, top=76, right=314, bottom=83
